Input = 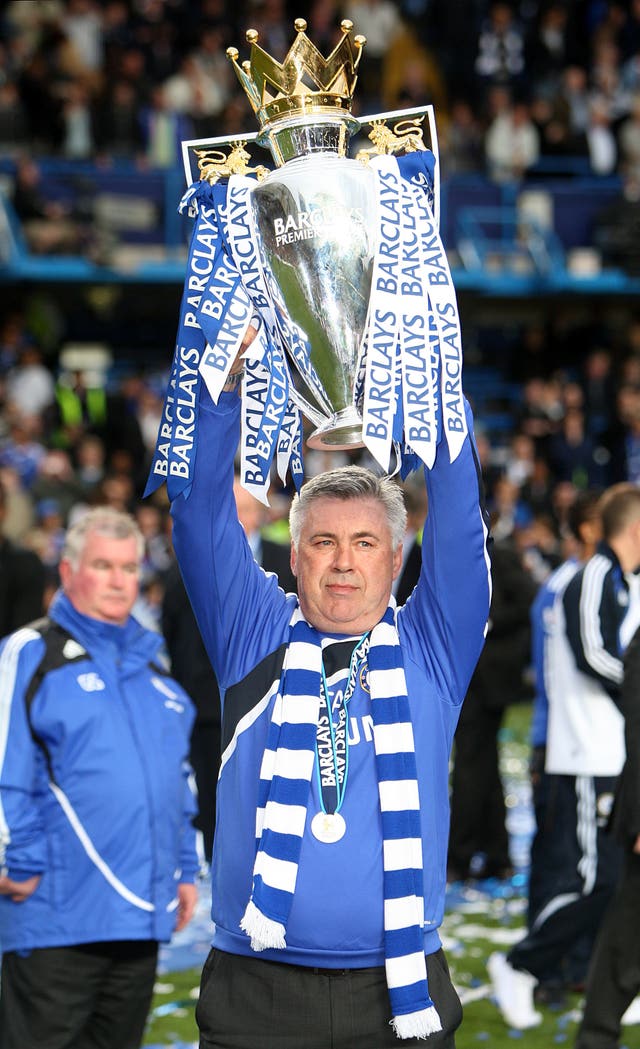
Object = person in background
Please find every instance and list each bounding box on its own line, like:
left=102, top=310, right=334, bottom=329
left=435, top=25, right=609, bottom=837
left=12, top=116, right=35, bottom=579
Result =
left=162, top=559, right=221, bottom=868
left=515, top=490, right=602, bottom=1014
left=233, top=470, right=297, bottom=593
left=575, top=621, right=640, bottom=1048
left=0, top=477, right=45, bottom=634
left=0, top=507, right=199, bottom=1049
left=490, top=483, right=640, bottom=1029
left=448, top=533, right=538, bottom=883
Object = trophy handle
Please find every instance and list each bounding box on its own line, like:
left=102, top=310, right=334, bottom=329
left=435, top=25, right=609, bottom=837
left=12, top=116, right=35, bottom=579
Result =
left=287, top=386, right=328, bottom=429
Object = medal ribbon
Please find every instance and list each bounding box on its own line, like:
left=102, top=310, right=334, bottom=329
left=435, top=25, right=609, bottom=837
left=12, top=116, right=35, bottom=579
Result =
left=315, top=634, right=370, bottom=817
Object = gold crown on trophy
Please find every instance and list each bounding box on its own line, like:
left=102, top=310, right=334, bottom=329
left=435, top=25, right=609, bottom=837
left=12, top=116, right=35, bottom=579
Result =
left=226, top=19, right=366, bottom=129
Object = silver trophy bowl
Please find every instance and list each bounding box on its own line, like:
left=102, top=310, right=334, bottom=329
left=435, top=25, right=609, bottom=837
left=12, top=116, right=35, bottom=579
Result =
left=251, top=144, right=377, bottom=449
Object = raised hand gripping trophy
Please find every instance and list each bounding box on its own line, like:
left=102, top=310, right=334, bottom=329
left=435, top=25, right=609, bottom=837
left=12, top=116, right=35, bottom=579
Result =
left=146, top=19, right=466, bottom=505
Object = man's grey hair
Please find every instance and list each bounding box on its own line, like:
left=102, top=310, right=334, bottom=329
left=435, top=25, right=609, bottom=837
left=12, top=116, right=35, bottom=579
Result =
left=289, top=466, right=408, bottom=550
left=62, top=507, right=145, bottom=568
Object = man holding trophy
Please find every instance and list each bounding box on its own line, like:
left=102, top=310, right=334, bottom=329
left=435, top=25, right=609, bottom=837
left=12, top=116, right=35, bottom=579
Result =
left=147, top=18, right=491, bottom=1047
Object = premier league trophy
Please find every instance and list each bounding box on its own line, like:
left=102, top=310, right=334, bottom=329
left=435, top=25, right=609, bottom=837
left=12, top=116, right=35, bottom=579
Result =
left=146, top=19, right=466, bottom=505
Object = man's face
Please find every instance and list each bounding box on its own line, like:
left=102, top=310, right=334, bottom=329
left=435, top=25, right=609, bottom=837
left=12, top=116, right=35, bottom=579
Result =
left=291, top=496, right=403, bottom=634
left=59, top=532, right=140, bottom=625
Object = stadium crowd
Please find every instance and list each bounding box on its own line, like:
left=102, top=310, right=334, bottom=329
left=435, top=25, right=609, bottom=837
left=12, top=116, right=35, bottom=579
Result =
left=0, top=0, right=639, bottom=184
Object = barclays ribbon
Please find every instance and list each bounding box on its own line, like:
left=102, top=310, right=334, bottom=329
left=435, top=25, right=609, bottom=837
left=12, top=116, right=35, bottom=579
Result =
left=361, top=155, right=403, bottom=470
left=400, top=158, right=467, bottom=462
left=145, top=181, right=227, bottom=500
left=398, top=180, right=437, bottom=470
left=225, top=176, right=307, bottom=496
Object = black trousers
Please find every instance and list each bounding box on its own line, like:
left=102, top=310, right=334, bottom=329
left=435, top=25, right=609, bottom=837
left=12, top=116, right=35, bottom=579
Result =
left=0, top=940, right=158, bottom=1049
left=526, top=770, right=598, bottom=986
left=448, top=696, right=510, bottom=876
left=508, top=774, right=621, bottom=982
left=575, top=851, right=640, bottom=1049
left=196, top=948, right=462, bottom=1049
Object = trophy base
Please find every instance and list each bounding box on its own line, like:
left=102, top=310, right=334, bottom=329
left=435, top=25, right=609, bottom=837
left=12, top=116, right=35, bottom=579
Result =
left=306, top=409, right=365, bottom=451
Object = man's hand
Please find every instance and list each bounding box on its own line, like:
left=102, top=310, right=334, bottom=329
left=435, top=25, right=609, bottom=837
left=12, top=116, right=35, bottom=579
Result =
left=0, top=874, right=41, bottom=902
left=633, top=834, right=640, bottom=855
left=175, top=882, right=198, bottom=932
left=229, top=324, right=258, bottom=374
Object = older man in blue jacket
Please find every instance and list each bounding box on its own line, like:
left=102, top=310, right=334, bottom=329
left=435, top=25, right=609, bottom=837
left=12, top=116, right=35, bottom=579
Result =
left=0, top=506, right=199, bottom=1049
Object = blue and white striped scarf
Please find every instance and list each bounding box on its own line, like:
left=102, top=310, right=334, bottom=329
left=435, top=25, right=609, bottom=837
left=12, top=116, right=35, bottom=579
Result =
left=240, top=603, right=442, bottom=1039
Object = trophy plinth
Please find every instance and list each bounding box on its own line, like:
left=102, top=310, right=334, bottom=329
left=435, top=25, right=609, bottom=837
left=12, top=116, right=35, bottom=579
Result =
left=306, top=406, right=364, bottom=450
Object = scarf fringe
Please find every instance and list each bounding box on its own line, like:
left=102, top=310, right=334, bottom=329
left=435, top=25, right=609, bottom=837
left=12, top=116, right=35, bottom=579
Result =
left=391, top=1006, right=443, bottom=1040
left=240, top=901, right=286, bottom=951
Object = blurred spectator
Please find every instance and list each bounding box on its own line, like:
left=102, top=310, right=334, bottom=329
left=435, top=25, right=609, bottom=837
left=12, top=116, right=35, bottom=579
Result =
left=590, top=35, right=630, bottom=126
left=232, top=472, right=297, bottom=593
left=593, top=173, right=640, bottom=274
left=560, top=64, right=591, bottom=137
left=442, top=99, right=484, bottom=175
left=60, top=0, right=105, bottom=76
left=618, top=0, right=640, bottom=61
left=524, top=2, right=576, bottom=99
left=520, top=455, right=556, bottom=520
left=0, top=82, right=28, bottom=155
left=0, top=477, right=45, bottom=636
left=189, top=24, right=235, bottom=126
left=140, top=83, right=192, bottom=169
left=581, top=347, right=615, bottom=434
left=380, top=27, right=448, bottom=115
left=547, top=406, right=605, bottom=489
left=10, top=156, right=89, bottom=255
left=585, top=95, right=618, bottom=176
left=489, top=474, right=534, bottom=542
left=31, top=448, right=88, bottom=525
left=598, top=382, right=640, bottom=484
left=95, top=471, right=135, bottom=513
left=517, top=375, right=564, bottom=444
left=393, top=474, right=427, bottom=605
left=517, top=511, right=562, bottom=584
left=618, top=92, right=640, bottom=182
left=134, top=501, right=173, bottom=580
left=510, top=321, right=555, bottom=384
left=0, top=416, right=46, bottom=490
left=94, top=78, right=145, bottom=163
left=161, top=53, right=223, bottom=139
left=474, top=1, right=526, bottom=99
left=24, top=497, right=67, bottom=570
left=0, top=466, right=35, bottom=543
left=485, top=95, right=541, bottom=182
left=504, top=432, right=537, bottom=489
left=4, top=344, right=56, bottom=418
left=136, top=382, right=165, bottom=460
left=344, top=0, right=404, bottom=108
left=58, top=79, right=96, bottom=160
left=49, top=365, right=147, bottom=492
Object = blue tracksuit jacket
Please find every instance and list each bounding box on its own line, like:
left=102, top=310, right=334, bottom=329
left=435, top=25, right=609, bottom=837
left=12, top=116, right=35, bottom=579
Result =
left=0, top=591, right=198, bottom=951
